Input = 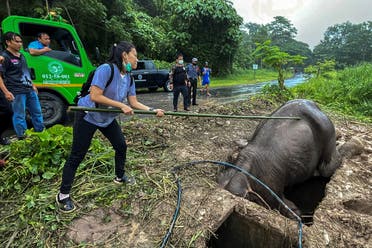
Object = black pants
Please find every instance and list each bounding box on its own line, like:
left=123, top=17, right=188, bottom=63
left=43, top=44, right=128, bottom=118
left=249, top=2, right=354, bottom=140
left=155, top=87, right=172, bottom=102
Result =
left=60, top=112, right=127, bottom=194
left=173, top=85, right=189, bottom=110
left=188, top=78, right=198, bottom=105
left=0, top=92, right=13, bottom=137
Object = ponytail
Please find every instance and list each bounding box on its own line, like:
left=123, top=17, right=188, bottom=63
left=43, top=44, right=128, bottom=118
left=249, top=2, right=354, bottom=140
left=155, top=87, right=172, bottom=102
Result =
left=107, top=41, right=135, bottom=71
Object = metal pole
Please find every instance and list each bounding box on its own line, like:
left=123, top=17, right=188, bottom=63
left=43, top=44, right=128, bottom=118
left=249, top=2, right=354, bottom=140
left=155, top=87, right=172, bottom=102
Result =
left=68, top=106, right=301, bottom=120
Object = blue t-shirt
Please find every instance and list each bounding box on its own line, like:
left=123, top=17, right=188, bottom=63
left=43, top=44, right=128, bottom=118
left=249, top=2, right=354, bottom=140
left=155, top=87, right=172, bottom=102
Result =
left=202, top=67, right=211, bottom=84
left=78, top=63, right=136, bottom=127
left=28, top=40, right=46, bottom=50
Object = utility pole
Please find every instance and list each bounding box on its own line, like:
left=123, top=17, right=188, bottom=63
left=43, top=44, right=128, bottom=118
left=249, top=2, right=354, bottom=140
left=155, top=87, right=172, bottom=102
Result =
left=45, top=0, right=50, bottom=13
left=6, top=0, right=11, bottom=16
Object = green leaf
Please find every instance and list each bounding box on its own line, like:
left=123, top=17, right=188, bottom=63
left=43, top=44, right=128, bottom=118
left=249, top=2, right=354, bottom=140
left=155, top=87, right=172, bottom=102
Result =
left=42, top=171, right=55, bottom=180
left=32, top=175, right=41, bottom=183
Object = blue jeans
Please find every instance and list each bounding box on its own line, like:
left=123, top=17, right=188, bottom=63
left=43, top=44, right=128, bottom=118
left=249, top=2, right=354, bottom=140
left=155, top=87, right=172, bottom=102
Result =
left=11, top=91, right=44, bottom=138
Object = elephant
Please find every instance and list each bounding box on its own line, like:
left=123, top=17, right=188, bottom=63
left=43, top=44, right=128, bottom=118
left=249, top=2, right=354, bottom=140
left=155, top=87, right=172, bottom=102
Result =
left=218, top=99, right=342, bottom=219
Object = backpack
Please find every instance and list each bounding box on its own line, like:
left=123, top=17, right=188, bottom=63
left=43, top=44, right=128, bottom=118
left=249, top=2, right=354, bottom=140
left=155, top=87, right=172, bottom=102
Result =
left=73, top=63, right=115, bottom=105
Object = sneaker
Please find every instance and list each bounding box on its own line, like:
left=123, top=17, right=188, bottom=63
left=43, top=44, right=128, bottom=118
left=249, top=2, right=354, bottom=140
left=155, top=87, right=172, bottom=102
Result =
left=56, top=194, right=76, bottom=213
left=173, top=109, right=178, bottom=112
left=0, top=137, right=10, bottom=145
left=114, top=175, right=136, bottom=185
left=184, top=108, right=190, bottom=111
left=192, top=103, right=198, bottom=106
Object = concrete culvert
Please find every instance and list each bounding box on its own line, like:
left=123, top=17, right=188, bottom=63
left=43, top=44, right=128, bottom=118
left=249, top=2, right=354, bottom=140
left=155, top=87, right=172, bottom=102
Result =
left=207, top=211, right=298, bottom=248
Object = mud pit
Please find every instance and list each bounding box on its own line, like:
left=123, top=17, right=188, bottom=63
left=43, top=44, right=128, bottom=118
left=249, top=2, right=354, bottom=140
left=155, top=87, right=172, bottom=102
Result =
left=65, top=99, right=371, bottom=247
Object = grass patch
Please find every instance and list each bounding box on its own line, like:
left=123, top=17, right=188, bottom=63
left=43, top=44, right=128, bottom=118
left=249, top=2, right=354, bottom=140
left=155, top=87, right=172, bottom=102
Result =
left=212, top=69, right=285, bottom=87
left=291, top=63, right=372, bottom=122
left=0, top=120, right=174, bottom=247
left=255, top=63, right=371, bottom=122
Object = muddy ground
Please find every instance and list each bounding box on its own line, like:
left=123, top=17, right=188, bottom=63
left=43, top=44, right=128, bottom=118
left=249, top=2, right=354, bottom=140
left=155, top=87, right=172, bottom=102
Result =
left=64, top=98, right=371, bottom=248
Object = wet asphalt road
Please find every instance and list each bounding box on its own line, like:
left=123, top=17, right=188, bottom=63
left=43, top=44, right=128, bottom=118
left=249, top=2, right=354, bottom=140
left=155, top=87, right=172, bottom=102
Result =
left=135, top=73, right=308, bottom=112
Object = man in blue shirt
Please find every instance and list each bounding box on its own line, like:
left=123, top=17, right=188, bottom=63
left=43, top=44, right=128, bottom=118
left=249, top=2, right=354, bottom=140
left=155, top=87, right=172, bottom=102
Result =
left=28, top=32, right=52, bottom=55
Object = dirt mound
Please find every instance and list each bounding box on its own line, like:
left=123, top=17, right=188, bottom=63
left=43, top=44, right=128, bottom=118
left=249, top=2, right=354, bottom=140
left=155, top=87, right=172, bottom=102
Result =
left=65, top=99, right=371, bottom=247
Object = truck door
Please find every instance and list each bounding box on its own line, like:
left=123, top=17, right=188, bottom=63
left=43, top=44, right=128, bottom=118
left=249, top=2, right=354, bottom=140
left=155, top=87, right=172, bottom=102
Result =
left=132, top=61, right=148, bottom=88
left=132, top=60, right=158, bottom=91
left=144, top=60, right=156, bottom=85
left=3, top=17, right=95, bottom=126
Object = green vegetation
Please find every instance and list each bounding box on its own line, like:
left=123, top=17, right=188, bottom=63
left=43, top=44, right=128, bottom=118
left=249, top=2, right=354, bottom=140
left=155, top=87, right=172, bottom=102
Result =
left=260, top=63, right=372, bottom=122
left=293, top=63, right=372, bottom=121
left=212, top=69, right=282, bottom=87
left=1, top=0, right=243, bottom=75
left=253, top=40, right=306, bottom=89
left=0, top=122, right=173, bottom=247
left=304, top=59, right=336, bottom=78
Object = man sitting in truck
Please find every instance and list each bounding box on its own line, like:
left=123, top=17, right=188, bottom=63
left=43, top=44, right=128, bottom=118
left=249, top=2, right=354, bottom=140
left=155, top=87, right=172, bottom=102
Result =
left=28, top=32, right=52, bottom=55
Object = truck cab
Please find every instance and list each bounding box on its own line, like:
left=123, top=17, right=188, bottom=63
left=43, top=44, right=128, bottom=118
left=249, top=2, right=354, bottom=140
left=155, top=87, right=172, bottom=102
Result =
left=132, top=59, right=171, bottom=92
left=1, top=15, right=95, bottom=126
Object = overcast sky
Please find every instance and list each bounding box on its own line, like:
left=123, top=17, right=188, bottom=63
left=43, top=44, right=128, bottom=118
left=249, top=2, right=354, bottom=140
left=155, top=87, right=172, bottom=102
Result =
left=230, top=0, right=372, bottom=49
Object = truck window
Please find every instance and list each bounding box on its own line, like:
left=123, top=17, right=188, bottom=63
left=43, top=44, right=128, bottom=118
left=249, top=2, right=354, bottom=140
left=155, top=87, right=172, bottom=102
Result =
left=136, top=61, right=145, bottom=70
left=18, top=23, right=82, bottom=66
left=145, top=61, right=156, bottom=70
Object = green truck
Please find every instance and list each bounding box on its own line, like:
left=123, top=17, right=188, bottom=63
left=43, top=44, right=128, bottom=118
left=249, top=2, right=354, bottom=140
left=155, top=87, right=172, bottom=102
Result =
left=0, top=15, right=95, bottom=126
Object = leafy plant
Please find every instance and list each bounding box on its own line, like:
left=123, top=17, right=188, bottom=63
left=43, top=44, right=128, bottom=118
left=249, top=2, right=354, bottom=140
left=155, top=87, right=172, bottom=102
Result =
left=258, top=83, right=293, bottom=104
left=0, top=125, right=72, bottom=195
left=253, top=40, right=306, bottom=89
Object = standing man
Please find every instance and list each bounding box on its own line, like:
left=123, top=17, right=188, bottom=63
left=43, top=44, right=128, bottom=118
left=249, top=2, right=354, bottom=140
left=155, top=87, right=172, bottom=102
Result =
left=169, top=53, right=190, bottom=112
left=186, top=57, right=200, bottom=106
left=0, top=32, right=44, bottom=140
left=28, top=32, right=52, bottom=55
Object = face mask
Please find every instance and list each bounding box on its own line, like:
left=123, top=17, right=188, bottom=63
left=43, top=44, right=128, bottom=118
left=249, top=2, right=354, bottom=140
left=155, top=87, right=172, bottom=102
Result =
left=123, top=62, right=132, bottom=72
left=178, top=60, right=184, bottom=65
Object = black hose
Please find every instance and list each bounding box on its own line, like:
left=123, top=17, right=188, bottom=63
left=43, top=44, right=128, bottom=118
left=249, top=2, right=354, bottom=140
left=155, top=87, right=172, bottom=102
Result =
left=159, top=177, right=182, bottom=248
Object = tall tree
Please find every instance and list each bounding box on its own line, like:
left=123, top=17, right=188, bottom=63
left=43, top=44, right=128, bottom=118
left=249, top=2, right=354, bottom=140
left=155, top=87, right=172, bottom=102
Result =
left=267, top=16, right=297, bottom=46
left=0, top=0, right=44, bottom=20
left=314, top=21, right=372, bottom=67
left=165, top=0, right=243, bottom=75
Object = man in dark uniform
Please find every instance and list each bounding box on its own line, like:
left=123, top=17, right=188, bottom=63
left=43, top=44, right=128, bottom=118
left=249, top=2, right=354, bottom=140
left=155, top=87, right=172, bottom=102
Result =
left=169, top=53, right=190, bottom=112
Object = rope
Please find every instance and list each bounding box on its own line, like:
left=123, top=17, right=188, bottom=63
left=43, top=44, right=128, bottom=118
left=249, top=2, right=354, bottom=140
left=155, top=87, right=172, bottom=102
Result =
left=161, top=160, right=303, bottom=248
left=68, top=106, right=301, bottom=120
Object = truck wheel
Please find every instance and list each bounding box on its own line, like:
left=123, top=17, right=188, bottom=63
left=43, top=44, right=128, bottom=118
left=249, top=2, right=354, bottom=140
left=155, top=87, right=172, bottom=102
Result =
left=163, top=80, right=172, bottom=92
left=38, top=92, right=66, bottom=127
